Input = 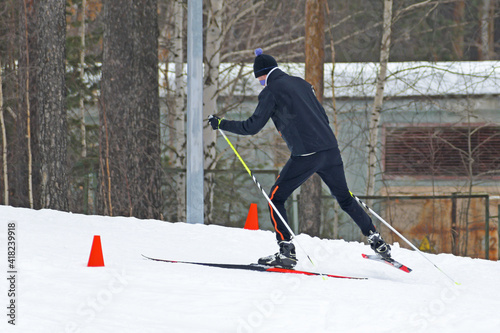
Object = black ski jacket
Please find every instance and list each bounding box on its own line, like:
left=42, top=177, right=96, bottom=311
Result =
left=220, top=68, right=338, bottom=156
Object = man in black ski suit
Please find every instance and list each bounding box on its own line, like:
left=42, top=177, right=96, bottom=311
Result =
left=208, top=48, right=390, bottom=268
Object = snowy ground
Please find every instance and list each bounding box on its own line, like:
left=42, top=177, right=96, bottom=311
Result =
left=0, top=205, right=499, bottom=333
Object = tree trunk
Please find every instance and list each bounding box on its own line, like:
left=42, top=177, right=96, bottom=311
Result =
left=299, top=0, right=325, bottom=237
left=325, top=1, right=339, bottom=238
left=452, top=0, right=465, bottom=60
left=100, top=0, right=162, bottom=219
left=35, top=0, right=69, bottom=211
left=100, top=0, right=133, bottom=216
left=80, top=0, right=87, bottom=160
left=172, top=0, right=186, bottom=222
left=130, top=0, right=162, bottom=219
left=479, top=0, right=493, bottom=60
left=366, top=0, right=392, bottom=201
left=0, top=59, right=8, bottom=205
left=80, top=0, right=89, bottom=213
left=16, top=0, right=37, bottom=208
left=203, top=0, right=223, bottom=224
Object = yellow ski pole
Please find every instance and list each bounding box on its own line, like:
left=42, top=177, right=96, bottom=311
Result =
left=218, top=129, right=318, bottom=268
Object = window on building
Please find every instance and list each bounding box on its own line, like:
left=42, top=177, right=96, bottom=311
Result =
left=384, top=125, right=500, bottom=177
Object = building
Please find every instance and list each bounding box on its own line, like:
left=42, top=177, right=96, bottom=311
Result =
left=213, top=61, right=500, bottom=259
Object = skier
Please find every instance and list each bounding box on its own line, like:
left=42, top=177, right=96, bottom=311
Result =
left=208, top=48, right=390, bottom=268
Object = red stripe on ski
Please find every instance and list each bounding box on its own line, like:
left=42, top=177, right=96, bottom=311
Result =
left=266, top=267, right=365, bottom=280
left=362, top=253, right=412, bottom=273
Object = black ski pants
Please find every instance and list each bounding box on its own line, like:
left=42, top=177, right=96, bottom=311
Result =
left=268, top=147, right=376, bottom=242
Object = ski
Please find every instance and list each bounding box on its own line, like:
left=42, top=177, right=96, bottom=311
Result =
left=142, top=255, right=367, bottom=280
left=362, top=253, right=412, bottom=273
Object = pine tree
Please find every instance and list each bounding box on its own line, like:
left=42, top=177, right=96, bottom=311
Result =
left=36, top=0, right=69, bottom=210
left=99, top=0, right=161, bottom=219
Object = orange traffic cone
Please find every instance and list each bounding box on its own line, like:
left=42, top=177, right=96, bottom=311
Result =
left=244, top=203, right=259, bottom=230
left=87, top=235, right=105, bottom=267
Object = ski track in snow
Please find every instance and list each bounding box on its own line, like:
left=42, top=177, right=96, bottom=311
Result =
left=0, top=206, right=499, bottom=333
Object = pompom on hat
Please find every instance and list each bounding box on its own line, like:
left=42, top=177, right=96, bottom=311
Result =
left=253, top=48, right=278, bottom=78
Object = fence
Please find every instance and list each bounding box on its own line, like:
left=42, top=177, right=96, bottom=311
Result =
left=318, top=194, right=498, bottom=260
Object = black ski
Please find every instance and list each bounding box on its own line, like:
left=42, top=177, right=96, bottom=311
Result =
left=142, top=255, right=367, bottom=280
left=362, top=253, right=412, bottom=273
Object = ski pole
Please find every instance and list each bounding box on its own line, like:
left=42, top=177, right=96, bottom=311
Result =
left=350, top=192, right=460, bottom=285
left=218, top=129, right=317, bottom=267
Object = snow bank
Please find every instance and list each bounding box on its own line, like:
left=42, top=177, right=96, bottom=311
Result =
left=0, top=206, right=498, bottom=332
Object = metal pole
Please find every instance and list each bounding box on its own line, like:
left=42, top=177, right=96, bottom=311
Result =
left=485, top=195, right=489, bottom=260
left=186, top=0, right=204, bottom=224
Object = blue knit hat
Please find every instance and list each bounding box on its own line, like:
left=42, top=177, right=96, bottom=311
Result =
left=253, top=48, right=278, bottom=78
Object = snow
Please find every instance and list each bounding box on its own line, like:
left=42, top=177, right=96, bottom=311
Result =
left=1, top=205, right=499, bottom=333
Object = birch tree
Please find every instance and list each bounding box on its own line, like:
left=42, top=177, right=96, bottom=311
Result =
left=203, top=0, right=223, bottom=165
left=203, top=0, right=223, bottom=224
left=479, top=0, right=494, bottom=60
left=366, top=0, right=393, bottom=200
left=172, top=0, right=186, bottom=221
left=202, top=0, right=266, bottom=224
left=158, top=0, right=186, bottom=221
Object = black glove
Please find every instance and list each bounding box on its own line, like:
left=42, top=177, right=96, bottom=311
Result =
left=208, top=115, right=223, bottom=130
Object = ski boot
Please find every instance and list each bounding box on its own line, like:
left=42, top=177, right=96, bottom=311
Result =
left=258, top=241, right=297, bottom=269
left=368, top=231, right=391, bottom=259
